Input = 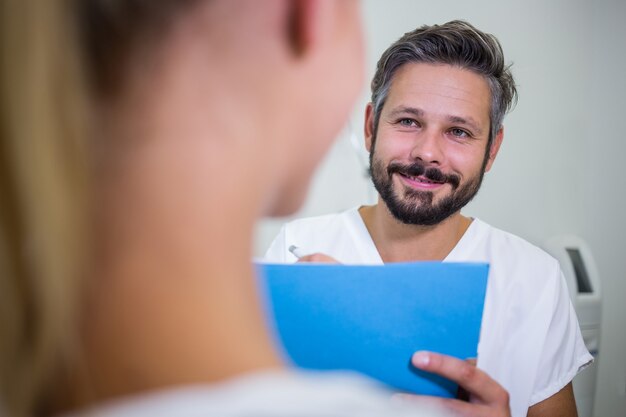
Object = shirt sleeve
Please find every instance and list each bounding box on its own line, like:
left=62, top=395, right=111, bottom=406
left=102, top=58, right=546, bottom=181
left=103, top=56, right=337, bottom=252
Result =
left=263, top=225, right=291, bottom=263
left=529, top=262, right=594, bottom=405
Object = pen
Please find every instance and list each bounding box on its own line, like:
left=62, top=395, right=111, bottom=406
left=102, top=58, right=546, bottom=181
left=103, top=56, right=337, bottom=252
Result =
left=288, top=245, right=306, bottom=259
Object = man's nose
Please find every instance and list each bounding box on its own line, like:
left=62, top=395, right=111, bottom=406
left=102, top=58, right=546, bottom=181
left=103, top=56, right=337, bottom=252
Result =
left=409, top=129, right=444, bottom=165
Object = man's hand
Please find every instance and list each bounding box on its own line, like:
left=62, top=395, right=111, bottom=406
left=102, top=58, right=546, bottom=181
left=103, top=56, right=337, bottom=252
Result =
left=295, top=253, right=340, bottom=263
left=395, top=351, right=511, bottom=417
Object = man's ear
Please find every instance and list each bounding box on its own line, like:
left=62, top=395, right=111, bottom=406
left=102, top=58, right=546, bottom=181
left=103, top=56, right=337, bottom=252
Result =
left=364, top=102, right=375, bottom=152
left=484, top=127, right=504, bottom=173
left=287, top=0, right=329, bottom=56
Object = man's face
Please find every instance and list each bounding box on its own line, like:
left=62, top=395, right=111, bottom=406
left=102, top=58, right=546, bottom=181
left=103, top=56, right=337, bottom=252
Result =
left=366, top=63, right=499, bottom=226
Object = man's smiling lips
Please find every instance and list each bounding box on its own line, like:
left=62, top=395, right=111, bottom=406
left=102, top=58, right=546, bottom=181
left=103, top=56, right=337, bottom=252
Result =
left=397, top=172, right=445, bottom=190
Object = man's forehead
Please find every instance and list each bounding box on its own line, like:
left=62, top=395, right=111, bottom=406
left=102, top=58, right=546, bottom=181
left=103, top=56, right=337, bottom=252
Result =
left=384, top=62, right=491, bottom=125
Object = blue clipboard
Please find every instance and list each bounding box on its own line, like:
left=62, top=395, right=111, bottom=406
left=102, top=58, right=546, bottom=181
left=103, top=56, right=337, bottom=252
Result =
left=256, top=262, right=488, bottom=397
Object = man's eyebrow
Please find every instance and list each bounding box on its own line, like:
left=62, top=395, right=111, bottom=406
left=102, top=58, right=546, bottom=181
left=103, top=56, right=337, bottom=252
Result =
left=386, top=106, right=424, bottom=118
left=386, top=106, right=485, bottom=135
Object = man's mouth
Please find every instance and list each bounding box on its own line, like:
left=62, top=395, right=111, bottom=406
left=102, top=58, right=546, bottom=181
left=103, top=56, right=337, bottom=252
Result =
left=399, top=172, right=445, bottom=185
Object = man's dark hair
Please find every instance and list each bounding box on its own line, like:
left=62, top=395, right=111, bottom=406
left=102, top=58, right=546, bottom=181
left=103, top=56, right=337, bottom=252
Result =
left=370, top=20, right=518, bottom=147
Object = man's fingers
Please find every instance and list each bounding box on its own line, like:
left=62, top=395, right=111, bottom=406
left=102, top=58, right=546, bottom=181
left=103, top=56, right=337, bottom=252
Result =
left=296, top=253, right=340, bottom=263
left=456, top=358, right=476, bottom=401
left=411, top=351, right=510, bottom=406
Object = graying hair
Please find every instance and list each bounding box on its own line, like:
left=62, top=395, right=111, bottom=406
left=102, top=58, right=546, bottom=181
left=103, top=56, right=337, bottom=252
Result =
left=370, top=20, right=518, bottom=147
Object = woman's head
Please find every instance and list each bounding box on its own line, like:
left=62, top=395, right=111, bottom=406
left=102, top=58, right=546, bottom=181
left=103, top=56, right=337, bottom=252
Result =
left=0, top=1, right=363, bottom=415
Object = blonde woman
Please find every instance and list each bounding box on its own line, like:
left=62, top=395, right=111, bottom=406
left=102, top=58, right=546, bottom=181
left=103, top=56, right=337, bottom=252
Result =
left=0, top=1, right=453, bottom=417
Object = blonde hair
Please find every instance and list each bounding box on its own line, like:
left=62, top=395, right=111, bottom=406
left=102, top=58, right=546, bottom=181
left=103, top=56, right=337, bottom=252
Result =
left=1, top=1, right=209, bottom=414
left=0, top=1, right=89, bottom=416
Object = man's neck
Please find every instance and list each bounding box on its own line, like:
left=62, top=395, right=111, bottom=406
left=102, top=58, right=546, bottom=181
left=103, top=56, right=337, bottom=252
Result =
left=359, top=202, right=473, bottom=263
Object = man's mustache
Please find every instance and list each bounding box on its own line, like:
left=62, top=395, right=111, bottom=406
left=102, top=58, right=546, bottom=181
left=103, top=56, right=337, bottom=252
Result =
left=388, top=162, right=461, bottom=189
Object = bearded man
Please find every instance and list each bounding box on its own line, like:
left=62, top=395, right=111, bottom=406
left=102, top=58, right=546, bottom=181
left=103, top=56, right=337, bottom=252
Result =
left=265, top=20, right=592, bottom=417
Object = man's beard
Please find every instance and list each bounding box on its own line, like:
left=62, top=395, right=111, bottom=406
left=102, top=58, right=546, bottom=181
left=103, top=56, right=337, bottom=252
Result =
left=369, top=147, right=487, bottom=226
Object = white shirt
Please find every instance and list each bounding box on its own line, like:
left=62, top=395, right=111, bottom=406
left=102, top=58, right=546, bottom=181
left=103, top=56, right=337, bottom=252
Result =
left=59, top=371, right=447, bottom=417
left=264, top=207, right=593, bottom=417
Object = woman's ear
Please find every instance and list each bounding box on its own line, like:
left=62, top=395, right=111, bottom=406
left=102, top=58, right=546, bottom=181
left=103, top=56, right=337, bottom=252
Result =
left=286, top=0, right=329, bottom=56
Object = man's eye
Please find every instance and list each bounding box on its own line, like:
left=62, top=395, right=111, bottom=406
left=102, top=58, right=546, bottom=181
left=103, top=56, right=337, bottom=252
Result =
left=398, top=118, right=416, bottom=127
left=450, top=128, right=470, bottom=138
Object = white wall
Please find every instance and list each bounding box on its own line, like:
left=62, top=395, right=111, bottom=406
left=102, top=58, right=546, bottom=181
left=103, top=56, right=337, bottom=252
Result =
left=255, top=1, right=626, bottom=415
left=582, top=1, right=626, bottom=416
